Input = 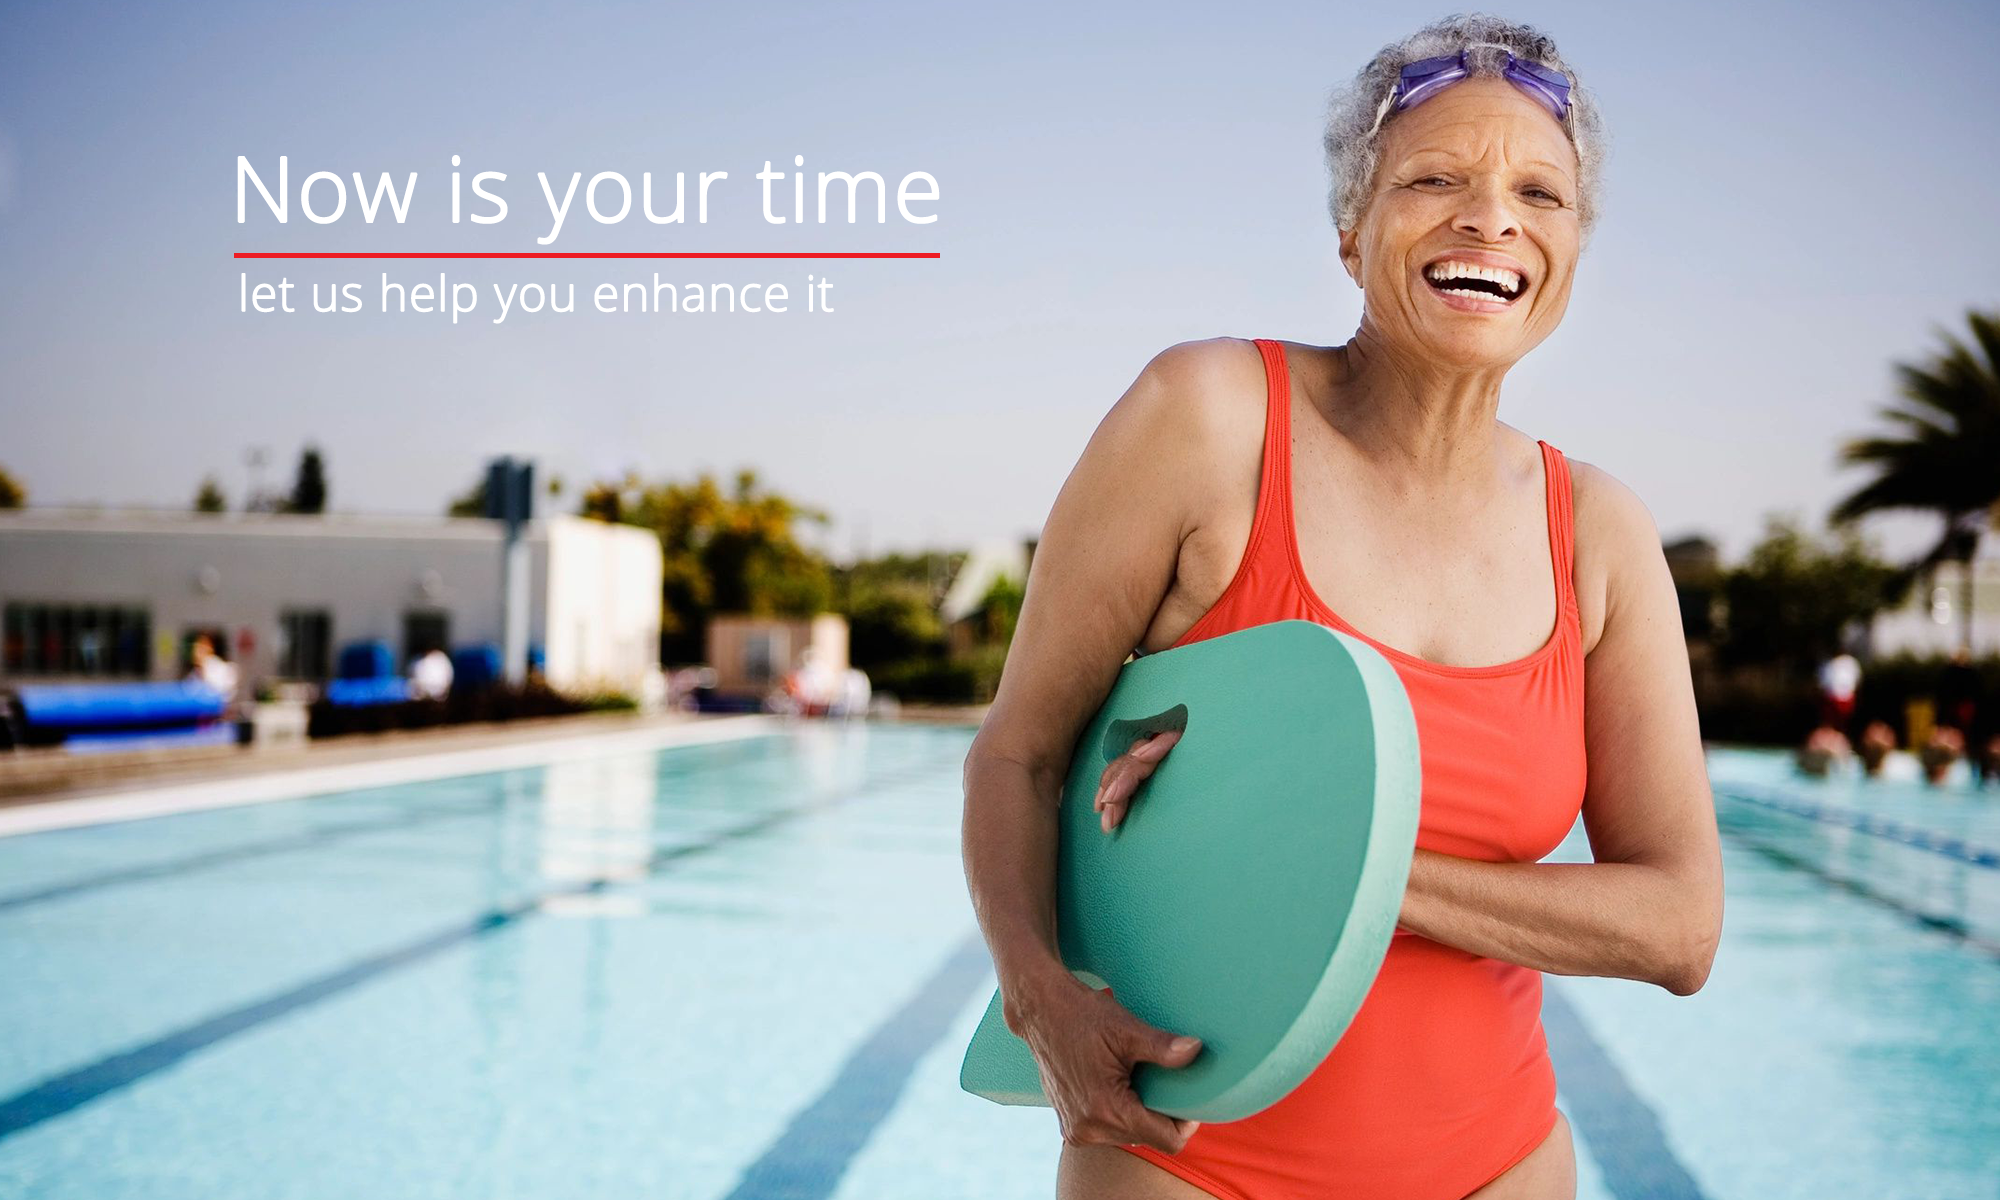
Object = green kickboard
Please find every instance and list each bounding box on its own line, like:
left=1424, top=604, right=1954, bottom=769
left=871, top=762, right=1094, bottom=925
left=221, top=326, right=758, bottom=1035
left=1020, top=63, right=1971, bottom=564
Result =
left=958, top=619, right=1422, bottom=1123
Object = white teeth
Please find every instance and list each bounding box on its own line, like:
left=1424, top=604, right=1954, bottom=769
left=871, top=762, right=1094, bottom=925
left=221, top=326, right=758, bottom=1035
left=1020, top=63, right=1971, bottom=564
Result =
left=1425, top=261, right=1523, bottom=296
left=1437, top=286, right=1512, bottom=303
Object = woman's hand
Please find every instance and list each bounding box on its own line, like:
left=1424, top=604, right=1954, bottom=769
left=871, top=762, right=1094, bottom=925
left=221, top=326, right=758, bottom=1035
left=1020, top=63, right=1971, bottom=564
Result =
left=1006, top=969, right=1204, bottom=1153
left=1093, top=729, right=1182, bottom=832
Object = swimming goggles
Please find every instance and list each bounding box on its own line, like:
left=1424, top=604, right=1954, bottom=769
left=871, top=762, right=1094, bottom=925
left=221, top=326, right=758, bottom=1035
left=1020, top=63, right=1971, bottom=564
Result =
left=1366, top=42, right=1573, bottom=137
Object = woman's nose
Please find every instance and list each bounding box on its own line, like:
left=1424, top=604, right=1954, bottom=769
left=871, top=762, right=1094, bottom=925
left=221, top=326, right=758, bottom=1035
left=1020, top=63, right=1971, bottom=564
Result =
left=1452, top=183, right=1522, bottom=243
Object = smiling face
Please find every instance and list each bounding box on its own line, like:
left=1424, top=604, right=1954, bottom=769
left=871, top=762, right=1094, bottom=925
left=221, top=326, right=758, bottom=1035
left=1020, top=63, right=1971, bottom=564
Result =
left=1338, top=74, right=1582, bottom=370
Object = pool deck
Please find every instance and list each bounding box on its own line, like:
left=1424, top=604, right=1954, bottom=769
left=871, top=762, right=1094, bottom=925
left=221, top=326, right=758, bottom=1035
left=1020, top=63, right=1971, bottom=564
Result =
left=0, top=710, right=707, bottom=806
left=0, top=713, right=791, bottom=838
left=0, top=704, right=990, bottom=814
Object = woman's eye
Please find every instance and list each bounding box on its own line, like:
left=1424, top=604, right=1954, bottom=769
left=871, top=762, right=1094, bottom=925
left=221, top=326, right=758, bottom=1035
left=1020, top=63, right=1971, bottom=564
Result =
left=1413, top=175, right=1562, bottom=203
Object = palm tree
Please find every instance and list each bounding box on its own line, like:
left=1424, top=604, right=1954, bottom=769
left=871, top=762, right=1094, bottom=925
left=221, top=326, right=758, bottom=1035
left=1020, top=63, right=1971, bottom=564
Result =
left=1831, top=309, right=2000, bottom=651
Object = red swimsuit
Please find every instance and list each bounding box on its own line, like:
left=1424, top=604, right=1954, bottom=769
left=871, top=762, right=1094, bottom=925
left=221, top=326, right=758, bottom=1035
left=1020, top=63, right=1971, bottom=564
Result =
left=1119, top=339, right=1589, bottom=1199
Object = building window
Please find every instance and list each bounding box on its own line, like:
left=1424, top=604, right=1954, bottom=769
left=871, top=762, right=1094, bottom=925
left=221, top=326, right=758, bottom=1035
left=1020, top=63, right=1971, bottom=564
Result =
left=3, top=603, right=152, bottom=677
left=404, top=609, right=450, bottom=666
left=278, top=609, right=332, bottom=680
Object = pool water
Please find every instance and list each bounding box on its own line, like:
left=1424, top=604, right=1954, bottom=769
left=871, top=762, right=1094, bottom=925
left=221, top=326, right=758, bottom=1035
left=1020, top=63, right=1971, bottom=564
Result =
left=0, top=727, right=1994, bottom=1199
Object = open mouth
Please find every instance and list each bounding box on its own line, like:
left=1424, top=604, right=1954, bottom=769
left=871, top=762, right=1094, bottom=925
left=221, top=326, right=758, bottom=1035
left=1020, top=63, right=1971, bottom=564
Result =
left=1423, top=261, right=1526, bottom=304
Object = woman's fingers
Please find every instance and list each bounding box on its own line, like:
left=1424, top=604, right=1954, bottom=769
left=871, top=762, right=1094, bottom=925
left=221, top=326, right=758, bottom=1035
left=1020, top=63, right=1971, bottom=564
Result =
left=1092, top=729, right=1180, bottom=805
left=1108, top=1086, right=1201, bottom=1154
left=1092, top=729, right=1183, bottom=832
left=1028, top=983, right=1205, bottom=1154
left=1093, top=750, right=1142, bottom=822
left=1128, top=728, right=1182, bottom=761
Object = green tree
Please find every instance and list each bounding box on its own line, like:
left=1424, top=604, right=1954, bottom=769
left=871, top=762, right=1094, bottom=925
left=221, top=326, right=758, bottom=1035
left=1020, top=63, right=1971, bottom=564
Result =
left=842, top=581, right=946, bottom=669
left=830, top=551, right=1021, bottom=703
left=1716, top=515, right=1904, bottom=674
left=1831, top=308, right=2000, bottom=651
left=583, top=468, right=833, bottom=663
left=0, top=466, right=24, bottom=509
left=193, top=475, right=227, bottom=513
left=973, top=572, right=1025, bottom=644
left=830, top=549, right=966, bottom=667
left=288, top=445, right=328, bottom=514
left=578, top=471, right=634, bottom=523
left=832, top=550, right=963, bottom=609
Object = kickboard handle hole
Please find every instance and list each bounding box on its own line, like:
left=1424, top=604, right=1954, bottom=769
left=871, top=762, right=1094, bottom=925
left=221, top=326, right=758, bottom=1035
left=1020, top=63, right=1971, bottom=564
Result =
left=1101, top=703, right=1189, bottom=764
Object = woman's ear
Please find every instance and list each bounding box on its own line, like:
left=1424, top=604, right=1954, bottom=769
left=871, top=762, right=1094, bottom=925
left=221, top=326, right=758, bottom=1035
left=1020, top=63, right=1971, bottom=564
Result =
left=1337, top=227, right=1364, bottom=289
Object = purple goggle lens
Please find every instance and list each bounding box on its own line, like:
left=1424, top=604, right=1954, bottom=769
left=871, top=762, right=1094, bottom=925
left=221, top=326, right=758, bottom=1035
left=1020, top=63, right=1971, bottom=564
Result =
left=1370, top=43, right=1573, bottom=135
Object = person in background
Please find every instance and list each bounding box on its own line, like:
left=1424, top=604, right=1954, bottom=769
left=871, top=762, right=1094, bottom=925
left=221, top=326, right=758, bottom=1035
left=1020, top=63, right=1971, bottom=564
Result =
left=1919, top=725, right=1966, bottom=787
left=780, top=647, right=841, bottom=716
left=1976, top=733, right=2000, bottom=789
left=668, top=666, right=717, bottom=712
left=411, top=646, right=455, bottom=701
left=186, top=633, right=240, bottom=709
left=1857, top=721, right=1899, bottom=778
left=1817, top=650, right=1861, bottom=736
left=832, top=667, right=872, bottom=719
left=1929, top=648, right=1992, bottom=787
left=1795, top=723, right=1852, bottom=778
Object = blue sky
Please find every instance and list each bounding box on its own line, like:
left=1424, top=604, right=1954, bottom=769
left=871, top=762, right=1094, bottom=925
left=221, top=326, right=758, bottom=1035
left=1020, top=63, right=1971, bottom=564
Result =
left=3, top=0, right=1996, bottom=564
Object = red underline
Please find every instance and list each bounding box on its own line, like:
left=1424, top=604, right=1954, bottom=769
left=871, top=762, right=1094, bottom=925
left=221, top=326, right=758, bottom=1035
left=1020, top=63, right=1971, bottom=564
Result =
left=233, top=251, right=939, bottom=260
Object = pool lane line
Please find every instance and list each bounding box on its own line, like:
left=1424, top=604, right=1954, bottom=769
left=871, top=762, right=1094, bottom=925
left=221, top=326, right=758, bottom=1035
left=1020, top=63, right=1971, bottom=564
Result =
left=1541, top=986, right=1713, bottom=1200
left=0, top=884, right=579, bottom=1144
left=0, top=746, right=968, bottom=1145
left=0, top=736, right=780, bottom=916
left=1714, top=818, right=2000, bottom=961
left=722, top=931, right=993, bottom=1200
left=1713, top=786, right=2000, bottom=869
left=0, top=715, right=782, bottom=839
left=720, top=941, right=1724, bottom=1200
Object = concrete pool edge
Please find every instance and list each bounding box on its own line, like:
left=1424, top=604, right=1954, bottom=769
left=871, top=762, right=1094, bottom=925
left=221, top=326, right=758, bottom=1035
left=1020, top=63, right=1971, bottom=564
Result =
left=0, top=715, right=783, bottom=839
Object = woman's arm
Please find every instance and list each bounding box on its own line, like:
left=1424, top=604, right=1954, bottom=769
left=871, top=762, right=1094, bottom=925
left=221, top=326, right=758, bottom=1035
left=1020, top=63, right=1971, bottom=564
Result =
left=1396, top=463, right=1724, bottom=995
left=962, top=338, right=1261, bottom=1150
left=966, top=337, right=1250, bottom=1002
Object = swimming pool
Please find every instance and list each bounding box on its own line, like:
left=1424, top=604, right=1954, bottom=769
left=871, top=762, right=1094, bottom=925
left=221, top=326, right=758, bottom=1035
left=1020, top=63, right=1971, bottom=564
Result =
left=0, top=727, right=1994, bottom=1199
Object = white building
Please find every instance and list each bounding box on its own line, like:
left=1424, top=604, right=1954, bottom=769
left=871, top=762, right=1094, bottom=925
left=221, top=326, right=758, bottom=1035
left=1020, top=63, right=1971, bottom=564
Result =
left=1866, top=547, right=2000, bottom=657
left=939, top=539, right=1032, bottom=627
left=938, top=537, right=1035, bottom=654
left=0, top=510, right=663, bottom=694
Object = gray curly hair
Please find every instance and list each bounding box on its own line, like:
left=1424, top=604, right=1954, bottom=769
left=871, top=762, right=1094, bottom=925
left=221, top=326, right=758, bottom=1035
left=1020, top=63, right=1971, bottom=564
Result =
left=1324, top=12, right=1607, bottom=244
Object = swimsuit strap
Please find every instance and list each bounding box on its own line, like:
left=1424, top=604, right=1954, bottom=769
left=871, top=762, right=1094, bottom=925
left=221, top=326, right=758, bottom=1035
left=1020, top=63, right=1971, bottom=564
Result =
left=1246, top=337, right=1295, bottom=575
left=1536, top=438, right=1580, bottom=618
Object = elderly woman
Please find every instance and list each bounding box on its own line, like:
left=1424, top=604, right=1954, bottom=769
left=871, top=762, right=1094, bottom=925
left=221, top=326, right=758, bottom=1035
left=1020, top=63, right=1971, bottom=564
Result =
left=960, top=14, right=1723, bottom=1200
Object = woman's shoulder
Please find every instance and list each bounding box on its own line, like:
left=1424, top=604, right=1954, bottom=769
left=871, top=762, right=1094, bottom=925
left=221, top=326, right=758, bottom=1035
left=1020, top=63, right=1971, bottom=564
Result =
left=1562, top=454, right=1661, bottom=551
left=1557, top=452, right=1672, bottom=654
left=1123, top=337, right=1269, bottom=419
left=1094, top=337, right=1271, bottom=467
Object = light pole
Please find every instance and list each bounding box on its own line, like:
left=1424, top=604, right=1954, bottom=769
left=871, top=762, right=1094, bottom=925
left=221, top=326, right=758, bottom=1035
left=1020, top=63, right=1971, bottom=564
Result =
left=243, top=445, right=269, bottom=513
left=485, top=456, right=535, bottom=685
